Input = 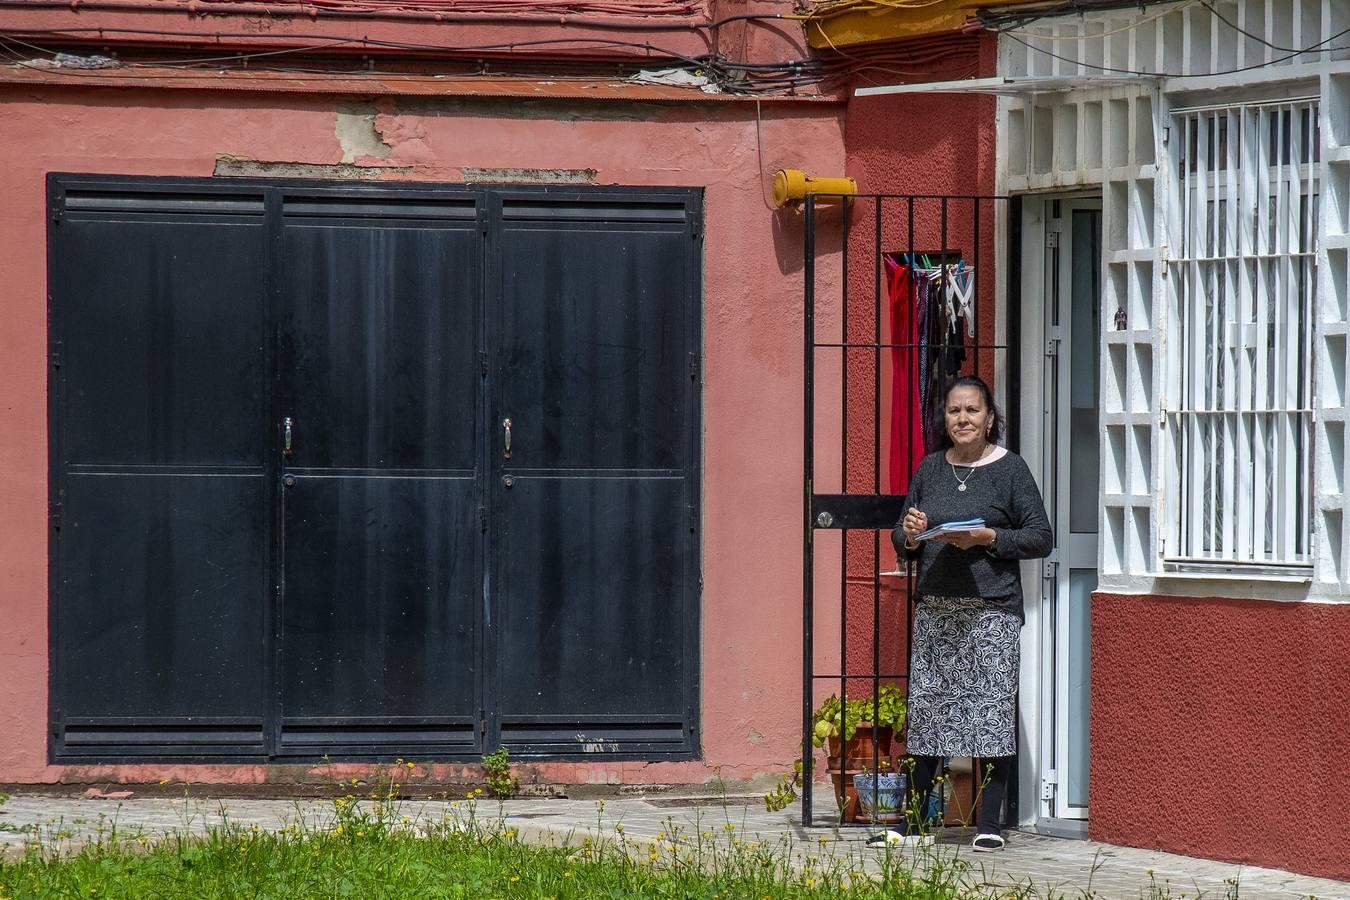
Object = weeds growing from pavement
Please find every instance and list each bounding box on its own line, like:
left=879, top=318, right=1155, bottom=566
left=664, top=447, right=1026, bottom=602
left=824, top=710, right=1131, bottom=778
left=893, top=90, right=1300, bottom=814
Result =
left=483, top=747, right=521, bottom=799
left=0, top=773, right=1245, bottom=900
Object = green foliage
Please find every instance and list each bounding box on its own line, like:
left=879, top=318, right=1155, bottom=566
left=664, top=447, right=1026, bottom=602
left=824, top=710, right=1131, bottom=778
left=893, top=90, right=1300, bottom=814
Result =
left=764, top=684, right=906, bottom=813
left=482, top=747, right=520, bottom=799
left=811, top=683, right=906, bottom=748
left=0, top=794, right=1004, bottom=899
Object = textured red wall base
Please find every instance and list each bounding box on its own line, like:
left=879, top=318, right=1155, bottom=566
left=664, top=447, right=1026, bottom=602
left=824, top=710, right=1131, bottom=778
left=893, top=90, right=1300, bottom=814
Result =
left=1091, top=593, right=1350, bottom=880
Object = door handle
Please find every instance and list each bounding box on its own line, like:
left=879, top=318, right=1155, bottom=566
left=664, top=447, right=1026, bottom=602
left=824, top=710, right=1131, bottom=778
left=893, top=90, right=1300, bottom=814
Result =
left=283, top=417, right=294, bottom=457
left=503, top=417, right=512, bottom=459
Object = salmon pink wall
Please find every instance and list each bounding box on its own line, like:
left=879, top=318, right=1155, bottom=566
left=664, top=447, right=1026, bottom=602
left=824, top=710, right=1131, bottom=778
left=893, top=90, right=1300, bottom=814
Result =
left=1091, top=593, right=1350, bottom=880
left=0, top=84, right=844, bottom=787
left=0, top=0, right=806, bottom=69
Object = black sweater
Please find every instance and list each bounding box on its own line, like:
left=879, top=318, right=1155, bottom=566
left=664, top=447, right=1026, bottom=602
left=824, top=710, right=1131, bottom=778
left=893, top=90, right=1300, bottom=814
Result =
left=891, top=449, right=1053, bottom=619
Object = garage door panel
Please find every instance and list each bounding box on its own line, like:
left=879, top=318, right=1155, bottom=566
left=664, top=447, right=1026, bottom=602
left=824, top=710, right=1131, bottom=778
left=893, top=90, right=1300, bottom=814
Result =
left=54, top=210, right=267, bottom=468
left=56, top=473, right=267, bottom=721
left=280, top=207, right=480, bottom=472
left=495, top=475, right=689, bottom=720
left=279, top=475, right=479, bottom=724
left=497, top=224, right=689, bottom=472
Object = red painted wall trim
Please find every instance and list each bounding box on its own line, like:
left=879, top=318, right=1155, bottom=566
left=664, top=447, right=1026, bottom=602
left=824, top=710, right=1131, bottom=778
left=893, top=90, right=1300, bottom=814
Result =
left=1091, top=592, right=1350, bottom=880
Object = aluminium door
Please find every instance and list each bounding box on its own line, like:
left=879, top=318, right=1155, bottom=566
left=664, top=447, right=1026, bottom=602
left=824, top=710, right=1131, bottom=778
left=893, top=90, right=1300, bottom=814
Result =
left=1040, top=199, right=1101, bottom=821
left=490, top=191, right=701, bottom=755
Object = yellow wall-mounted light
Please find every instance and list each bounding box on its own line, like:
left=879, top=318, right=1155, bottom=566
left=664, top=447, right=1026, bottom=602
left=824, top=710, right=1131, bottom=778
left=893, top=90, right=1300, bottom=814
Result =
left=772, top=169, right=858, bottom=208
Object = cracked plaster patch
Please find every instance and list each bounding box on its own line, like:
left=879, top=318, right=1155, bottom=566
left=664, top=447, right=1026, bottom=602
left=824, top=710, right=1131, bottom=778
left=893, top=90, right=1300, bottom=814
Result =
left=335, top=100, right=392, bottom=164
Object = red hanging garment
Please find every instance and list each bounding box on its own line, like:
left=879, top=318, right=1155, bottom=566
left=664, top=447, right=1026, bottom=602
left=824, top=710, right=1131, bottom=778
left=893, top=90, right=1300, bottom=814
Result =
left=887, top=259, right=925, bottom=494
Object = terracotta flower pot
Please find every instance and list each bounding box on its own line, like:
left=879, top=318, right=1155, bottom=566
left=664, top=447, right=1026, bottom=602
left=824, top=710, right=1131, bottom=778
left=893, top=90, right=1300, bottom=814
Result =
left=826, top=724, right=894, bottom=768
left=827, top=765, right=860, bottom=823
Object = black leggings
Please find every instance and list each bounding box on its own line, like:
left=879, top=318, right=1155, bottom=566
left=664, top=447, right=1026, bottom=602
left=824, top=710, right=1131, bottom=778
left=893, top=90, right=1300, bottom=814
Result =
left=906, top=755, right=1011, bottom=834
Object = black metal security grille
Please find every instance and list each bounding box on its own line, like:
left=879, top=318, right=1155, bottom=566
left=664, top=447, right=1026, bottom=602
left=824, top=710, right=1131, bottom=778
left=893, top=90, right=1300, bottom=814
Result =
left=801, top=192, right=1018, bottom=827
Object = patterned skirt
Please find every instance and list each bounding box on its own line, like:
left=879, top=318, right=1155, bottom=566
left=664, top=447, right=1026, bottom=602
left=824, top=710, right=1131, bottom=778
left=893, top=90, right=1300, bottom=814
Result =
left=906, top=596, right=1020, bottom=759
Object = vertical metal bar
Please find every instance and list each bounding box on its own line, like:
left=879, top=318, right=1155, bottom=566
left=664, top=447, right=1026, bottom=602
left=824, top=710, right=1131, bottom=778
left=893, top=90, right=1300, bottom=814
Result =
left=1271, top=104, right=1289, bottom=560
left=1237, top=105, right=1256, bottom=560
left=942, top=196, right=950, bottom=374
left=839, top=197, right=852, bottom=804
left=909, top=197, right=917, bottom=456
left=1279, top=103, right=1302, bottom=560
left=1222, top=108, right=1239, bottom=559
left=872, top=198, right=884, bottom=786
left=1301, top=103, right=1318, bottom=559
left=1253, top=107, right=1271, bottom=560
left=1207, top=114, right=1222, bottom=556
left=1190, top=112, right=1208, bottom=558
left=974, top=198, right=982, bottom=379
left=802, top=194, right=816, bottom=827
left=905, top=195, right=916, bottom=736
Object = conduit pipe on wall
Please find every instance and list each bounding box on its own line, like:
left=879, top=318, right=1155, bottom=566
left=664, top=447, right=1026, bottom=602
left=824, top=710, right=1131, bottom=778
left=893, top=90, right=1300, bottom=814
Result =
left=771, top=169, right=856, bottom=207
left=0, top=0, right=707, bottom=29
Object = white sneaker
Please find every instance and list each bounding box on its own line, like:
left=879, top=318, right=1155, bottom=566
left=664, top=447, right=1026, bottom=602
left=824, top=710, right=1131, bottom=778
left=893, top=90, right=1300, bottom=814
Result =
left=971, top=832, right=1005, bottom=852
left=866, top=829, right=935, bottom=848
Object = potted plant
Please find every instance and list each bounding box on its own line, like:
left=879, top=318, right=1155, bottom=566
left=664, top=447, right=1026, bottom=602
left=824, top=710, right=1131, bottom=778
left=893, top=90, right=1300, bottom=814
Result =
left=813, top=683, right=906, bottom=766
left=853, top=770, right=905, bottom=824
left=763, top=683, right=906, bottom=821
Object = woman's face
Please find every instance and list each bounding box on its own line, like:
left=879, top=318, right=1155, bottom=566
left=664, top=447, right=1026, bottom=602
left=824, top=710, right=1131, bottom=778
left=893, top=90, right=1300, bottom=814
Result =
left=945, top=385, right=992, bottom=450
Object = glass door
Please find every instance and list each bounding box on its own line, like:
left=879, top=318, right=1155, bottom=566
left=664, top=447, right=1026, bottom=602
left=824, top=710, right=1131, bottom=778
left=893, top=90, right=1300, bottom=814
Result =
left=1040, top=200, right=1101, bottom=822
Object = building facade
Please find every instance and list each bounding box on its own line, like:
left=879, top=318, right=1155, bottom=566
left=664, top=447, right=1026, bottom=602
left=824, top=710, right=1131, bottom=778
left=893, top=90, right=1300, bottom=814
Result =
left=853, top=0, right=1350, bottom=878
left=0, top=0, right=1346, bottom=883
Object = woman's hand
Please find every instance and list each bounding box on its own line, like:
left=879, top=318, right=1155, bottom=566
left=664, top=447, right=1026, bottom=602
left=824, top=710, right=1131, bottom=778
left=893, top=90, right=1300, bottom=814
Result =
left=901, top=507, right=928, bottom=548
left=936, top=527, right=997, bottom=551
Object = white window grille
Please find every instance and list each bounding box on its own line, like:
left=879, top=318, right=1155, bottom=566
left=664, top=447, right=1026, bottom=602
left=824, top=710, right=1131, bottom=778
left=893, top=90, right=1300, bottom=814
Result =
left=1166, top=99, right=1320, bottom=569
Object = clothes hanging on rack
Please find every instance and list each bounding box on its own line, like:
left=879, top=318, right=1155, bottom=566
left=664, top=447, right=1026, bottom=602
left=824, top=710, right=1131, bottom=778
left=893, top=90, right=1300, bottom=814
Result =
left=886, top=258, right=925, bottom=494
left=887, top=258, right=976, bottom=465
left=917, top=268, right=937, bottom=453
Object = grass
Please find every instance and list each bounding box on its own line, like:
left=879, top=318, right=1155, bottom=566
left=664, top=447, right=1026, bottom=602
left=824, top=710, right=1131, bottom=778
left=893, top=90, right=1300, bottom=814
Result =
left=0, top=791, right=1040, bottom=900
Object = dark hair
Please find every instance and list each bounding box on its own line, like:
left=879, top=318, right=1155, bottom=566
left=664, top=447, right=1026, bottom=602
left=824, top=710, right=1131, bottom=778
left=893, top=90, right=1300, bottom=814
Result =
left=932, top=376, right=1004, bottom=449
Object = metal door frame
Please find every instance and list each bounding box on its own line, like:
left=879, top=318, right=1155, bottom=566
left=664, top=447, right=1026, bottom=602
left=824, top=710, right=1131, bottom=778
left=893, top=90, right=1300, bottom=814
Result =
left=1018, top=192, right=1102, bottom=830
left=47, top=173, right=703, bottom=764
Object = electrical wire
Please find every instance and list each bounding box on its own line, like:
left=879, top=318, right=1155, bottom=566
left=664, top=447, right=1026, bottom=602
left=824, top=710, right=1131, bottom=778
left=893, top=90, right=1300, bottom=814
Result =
left=997, top=22, right=1350, bottom=78
left=189, top=0, right=707, bottom=16
left=0, top=8, right=981, bottom=94
left=1196, top=0, right=1350, bottom=55
left=996, top=0, right=1193, bottom=41
left=0, top=29, right=845, bottom=92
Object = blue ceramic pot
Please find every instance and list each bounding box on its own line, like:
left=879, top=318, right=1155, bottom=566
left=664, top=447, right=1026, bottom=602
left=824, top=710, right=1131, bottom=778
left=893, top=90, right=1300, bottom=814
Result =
left=853, top=771, right=906, bottom=823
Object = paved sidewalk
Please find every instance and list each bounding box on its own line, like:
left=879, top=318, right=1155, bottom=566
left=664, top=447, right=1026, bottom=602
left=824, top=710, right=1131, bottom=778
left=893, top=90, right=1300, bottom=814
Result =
left=1, top=793, right=1346, bottom=900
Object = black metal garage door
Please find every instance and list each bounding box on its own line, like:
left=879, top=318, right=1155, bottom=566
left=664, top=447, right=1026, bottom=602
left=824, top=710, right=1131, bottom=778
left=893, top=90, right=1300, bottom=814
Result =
left=47, top=175, right=701, bottom=763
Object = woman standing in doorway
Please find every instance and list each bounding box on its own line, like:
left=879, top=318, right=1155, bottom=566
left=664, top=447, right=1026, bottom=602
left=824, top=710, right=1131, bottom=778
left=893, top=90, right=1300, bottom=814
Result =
left=871, top=376, right=1052, bottom=852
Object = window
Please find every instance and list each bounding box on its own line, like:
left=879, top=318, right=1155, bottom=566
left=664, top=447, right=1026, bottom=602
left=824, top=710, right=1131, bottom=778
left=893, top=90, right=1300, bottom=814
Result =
left=1165, top=100, right=1320, bottom=569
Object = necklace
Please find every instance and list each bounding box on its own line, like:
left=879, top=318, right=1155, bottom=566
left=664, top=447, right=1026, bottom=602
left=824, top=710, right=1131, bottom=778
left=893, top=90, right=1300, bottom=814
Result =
left=949, top=443, right=990, bottom=492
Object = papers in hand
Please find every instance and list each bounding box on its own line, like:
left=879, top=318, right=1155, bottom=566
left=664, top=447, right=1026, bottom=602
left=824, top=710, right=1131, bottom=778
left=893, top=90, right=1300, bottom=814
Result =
left=913, top=518, right=986, bottom=542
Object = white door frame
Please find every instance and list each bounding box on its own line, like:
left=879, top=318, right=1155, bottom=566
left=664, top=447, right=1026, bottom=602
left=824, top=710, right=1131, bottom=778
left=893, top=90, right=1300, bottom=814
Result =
left=1014, top=191, right=1101, bottom=834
